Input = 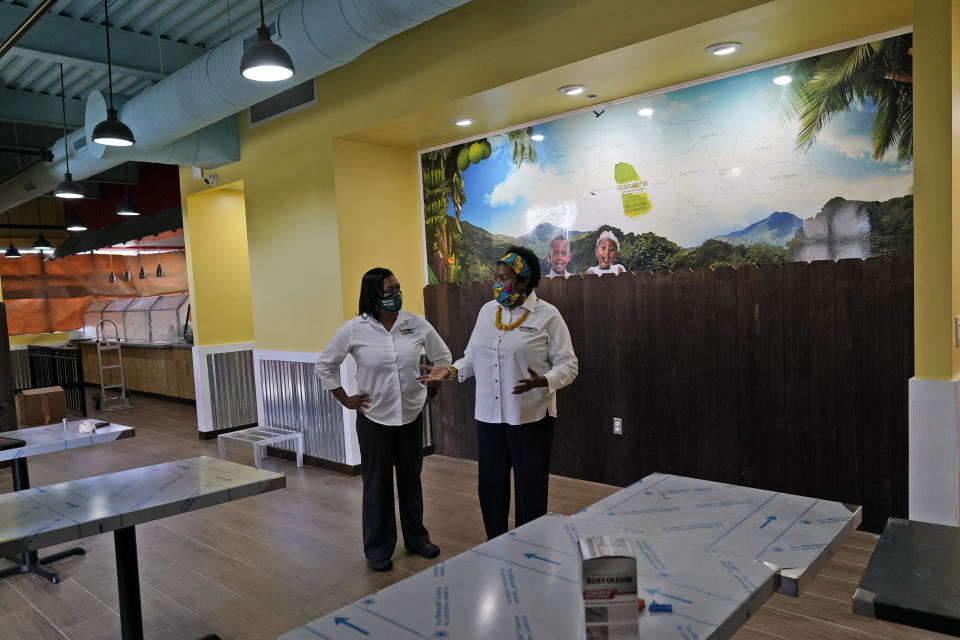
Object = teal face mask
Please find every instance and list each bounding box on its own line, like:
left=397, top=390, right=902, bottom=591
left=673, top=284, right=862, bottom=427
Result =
left=377, top=290, right=402, bottom=312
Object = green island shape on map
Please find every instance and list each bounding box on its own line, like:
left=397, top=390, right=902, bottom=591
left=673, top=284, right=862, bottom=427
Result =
left=615, top=161, right=652, bottom=217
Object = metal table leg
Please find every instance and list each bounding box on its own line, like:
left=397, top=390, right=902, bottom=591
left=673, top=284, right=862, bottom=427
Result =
left=0, top=458, right=84, bottom=584
left=114, top=526, right=143, bottom=640
left=114, top=526, right=221, bottom=640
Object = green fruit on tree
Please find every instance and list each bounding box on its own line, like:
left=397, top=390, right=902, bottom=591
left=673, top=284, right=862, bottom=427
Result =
left=480, top=140, right=492, bottom=159
left=468, top=142, right=484, bottom=164
left=456, top=147, right=470, bottom=171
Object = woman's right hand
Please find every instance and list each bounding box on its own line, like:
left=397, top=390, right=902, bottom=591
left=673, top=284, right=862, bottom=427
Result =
left=417, top=364, right=448, bottom=384
left=342, top=394, right=371, bottom=413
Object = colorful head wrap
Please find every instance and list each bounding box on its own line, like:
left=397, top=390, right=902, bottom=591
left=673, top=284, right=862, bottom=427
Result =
left=499, top=252, right=531, bottom=278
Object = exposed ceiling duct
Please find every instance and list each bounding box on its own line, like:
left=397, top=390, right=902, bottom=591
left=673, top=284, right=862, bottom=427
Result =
left=0, top=0, right=471, bottom=214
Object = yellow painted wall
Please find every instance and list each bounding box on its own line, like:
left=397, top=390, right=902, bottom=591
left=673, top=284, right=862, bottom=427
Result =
left=913, top=0, right=960, bottom=380
left=182, top=186, right=254, bottom=347
left=178, top=0, right=912, bottom=352
left=333, top=141, right=423, bottom=318
left=9, top=332, right=69, bottom=346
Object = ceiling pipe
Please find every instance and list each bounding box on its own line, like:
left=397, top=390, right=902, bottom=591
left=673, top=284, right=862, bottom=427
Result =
left=0, top=0, right=471, bottom=213
left=0, top=0, right=57, bottom=62
left=0, top=145, right=53, bottom=161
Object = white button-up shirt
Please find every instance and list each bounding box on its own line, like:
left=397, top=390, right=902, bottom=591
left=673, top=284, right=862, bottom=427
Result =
left=316, top=310, right=451, bottom=426
left=453, top=291, right=578, bottom=425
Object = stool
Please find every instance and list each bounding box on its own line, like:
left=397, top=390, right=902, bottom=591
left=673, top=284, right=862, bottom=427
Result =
left=217, top=425, right=304, bottom=469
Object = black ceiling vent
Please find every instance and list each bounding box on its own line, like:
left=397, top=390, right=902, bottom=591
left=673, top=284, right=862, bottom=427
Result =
left=73, top=136, right=86, bottom=151
left=249, top=79, right=315, bottom=127
left=23, top=182, right=36, bottom=192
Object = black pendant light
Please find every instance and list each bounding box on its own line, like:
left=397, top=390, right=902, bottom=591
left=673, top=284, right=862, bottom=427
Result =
left=155, top=235, right=164, bottom=277
left=66, top=215, right=87, bottom=231
left=5, top=214, right=20, bottom=258
left=138, top=250, right=146, bottom=279
left=54, top=64, right=84, bottom=199
left=240, top=0, right=295, bottom=82
left=122, top=255, right=132, bottom=281
left=91, top=0, right=135, bottom=147
left=117, top=185, right=139, bottom=215
left=33, top=200, right=51, bottom=251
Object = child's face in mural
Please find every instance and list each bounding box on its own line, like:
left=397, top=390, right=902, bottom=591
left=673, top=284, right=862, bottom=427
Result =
left=549, top=241, right=571, bottom=274
left=595, top=239, right=617, bottom=269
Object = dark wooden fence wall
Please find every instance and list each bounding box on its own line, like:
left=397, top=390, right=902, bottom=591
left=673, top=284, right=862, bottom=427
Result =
left=424, top=256, right=913, bottom=533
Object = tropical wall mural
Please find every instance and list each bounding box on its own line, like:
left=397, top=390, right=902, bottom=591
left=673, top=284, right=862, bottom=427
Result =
left=420, top=33, right=913, bottom=283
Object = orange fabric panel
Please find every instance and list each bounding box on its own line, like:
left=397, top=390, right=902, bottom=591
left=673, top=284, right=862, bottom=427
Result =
left=49, top=297, right=94, bottom=332
left=0, top=252, right=188, bottom=299
left=5, top=299, right=53, bottom=335
left=1, top=252, right=189, bottom=335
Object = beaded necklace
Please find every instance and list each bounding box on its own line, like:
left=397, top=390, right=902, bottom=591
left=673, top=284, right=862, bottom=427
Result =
left=495, top=305, right=530, bottom=331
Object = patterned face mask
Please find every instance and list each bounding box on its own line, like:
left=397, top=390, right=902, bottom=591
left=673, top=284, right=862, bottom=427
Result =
left=492, top=282, right=520, bottom=307
left=377, top=290, right=402, bottom=312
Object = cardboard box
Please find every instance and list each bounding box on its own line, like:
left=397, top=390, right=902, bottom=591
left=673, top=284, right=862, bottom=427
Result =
left=579, top=536, right=640, bottom=640
left=16, top=386, right=68, bottom=428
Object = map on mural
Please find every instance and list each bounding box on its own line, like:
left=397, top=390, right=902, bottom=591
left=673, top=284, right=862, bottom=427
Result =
left=421, top=33, right=913, bottom=283
left=533, top=118, right=827, bottom=235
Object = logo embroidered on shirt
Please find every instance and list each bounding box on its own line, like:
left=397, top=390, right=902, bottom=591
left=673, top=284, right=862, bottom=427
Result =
left=399, top=327, right=417, bottom=335
left=517, top=325, right=538, bottom=333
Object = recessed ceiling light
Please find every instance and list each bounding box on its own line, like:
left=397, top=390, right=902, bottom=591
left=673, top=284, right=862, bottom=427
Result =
left=557, top=85, right=587, bottom=96
left=705, top=42, right=742, bottom=56
left=637, top=108, right=654, bottom=117
left=773, top=75, right=792, bottom=86
left=530, top=134, right=544, bottom=142
left=452, top=118, right=474, bottom=127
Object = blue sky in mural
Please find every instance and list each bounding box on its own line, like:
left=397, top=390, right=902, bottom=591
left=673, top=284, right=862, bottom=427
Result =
left=448, top=59, right=912, bottom=247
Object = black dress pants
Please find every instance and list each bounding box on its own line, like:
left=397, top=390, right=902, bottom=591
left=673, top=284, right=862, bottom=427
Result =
left=355, top=412, right=431, bottom=561
left=476, top=416, right=555, bottom=539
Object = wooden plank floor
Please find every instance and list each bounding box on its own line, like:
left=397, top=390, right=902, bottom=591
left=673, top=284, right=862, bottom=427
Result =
left=0, top=393, right=951, bottom=639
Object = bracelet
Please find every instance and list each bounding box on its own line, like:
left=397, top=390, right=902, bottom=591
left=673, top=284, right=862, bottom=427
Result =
left=443, top=365, right=459, bottom=381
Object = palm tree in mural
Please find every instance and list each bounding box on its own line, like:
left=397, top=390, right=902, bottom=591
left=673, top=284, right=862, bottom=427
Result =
left=422, top=127, right=539, bottom=282
left=780, top=32, right=912, bottom=162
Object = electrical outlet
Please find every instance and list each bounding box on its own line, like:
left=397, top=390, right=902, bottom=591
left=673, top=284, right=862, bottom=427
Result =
left=613, top=418, right=623, bottom=435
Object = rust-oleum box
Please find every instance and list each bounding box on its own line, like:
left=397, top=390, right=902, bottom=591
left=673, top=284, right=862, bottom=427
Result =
left=578, top=536, right=640, bottom=640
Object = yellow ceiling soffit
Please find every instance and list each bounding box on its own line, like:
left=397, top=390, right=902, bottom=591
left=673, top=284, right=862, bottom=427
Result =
left=344, top=0, right=912, bottom=150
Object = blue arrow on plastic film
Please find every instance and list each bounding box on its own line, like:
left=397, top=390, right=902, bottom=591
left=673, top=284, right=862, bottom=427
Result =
left=645, top=588, right=693, bottom=604
left=524, top=552, right=560, bottom=565
left=334, top=617, right=370, bottom=635
left=759, top=515, right=777, bottom=529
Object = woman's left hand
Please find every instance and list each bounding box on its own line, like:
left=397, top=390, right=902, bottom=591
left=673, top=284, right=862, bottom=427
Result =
left=513, top=367, right=547, bottom=394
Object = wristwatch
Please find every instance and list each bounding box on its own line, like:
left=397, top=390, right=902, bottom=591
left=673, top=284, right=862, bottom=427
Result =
left=443, top=364, right=459, bottom=381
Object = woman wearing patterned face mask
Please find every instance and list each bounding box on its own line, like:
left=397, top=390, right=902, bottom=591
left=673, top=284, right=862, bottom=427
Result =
left=317, top=267, right=452, bottom=571
left=418, top=246, right=578, bottom=539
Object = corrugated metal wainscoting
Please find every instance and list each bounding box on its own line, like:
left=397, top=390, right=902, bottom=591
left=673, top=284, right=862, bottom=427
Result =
left=259, top=359, right=345, bottom=463
left=11, top=349, right=30, bottom=390
left=206, top=349, right=257, bottom=430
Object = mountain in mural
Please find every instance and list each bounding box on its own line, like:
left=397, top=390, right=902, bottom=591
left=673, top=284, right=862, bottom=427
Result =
left=437, top=195, right=912, bottom=282
left=445, top=221, right=591, bottom=281
left=520, top=222, right=588, bottom=257
left=788, top=194, right=913, bottom=261
left=714, top=211, right=804, bottom=247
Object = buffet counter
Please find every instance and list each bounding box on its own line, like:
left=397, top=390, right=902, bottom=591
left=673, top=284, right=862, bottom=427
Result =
left=74, top=341, right=195, bottom=401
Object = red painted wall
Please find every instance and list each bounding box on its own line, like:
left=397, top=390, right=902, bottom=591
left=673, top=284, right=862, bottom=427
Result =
left=62, top=162, right=181, bottom=229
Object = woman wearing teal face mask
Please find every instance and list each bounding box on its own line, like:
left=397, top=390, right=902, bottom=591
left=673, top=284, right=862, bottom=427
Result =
left=419, top=246, right=578, bottom=539
left=317, top=267, right=452, bottom=571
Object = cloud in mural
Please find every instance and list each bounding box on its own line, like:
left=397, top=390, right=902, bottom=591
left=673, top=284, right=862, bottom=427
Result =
left=659, top=100, right=694, bottom=121
left=817, top=116, right=895, bottom=163
left=486, top=162, right=582, bottom=208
